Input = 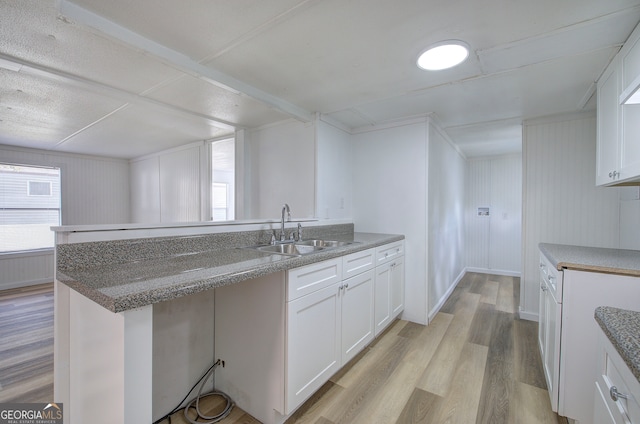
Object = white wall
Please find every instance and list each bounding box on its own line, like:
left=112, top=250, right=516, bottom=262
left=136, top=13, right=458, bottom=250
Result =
left=619, top=186, right=640, bottom=249
left=465, top=154, right=522, bottom=275
left=316, top=120, right=353, bottom=219
left=130, top=142, right=206, bottom=223
left=244, top=120, right=316, bottom=220
left=521, top=113, right=621, bottom=319
left=352, top=120, right=429, bottom=324
left=0, top=144, right=130, bottom=289
left=427, top=125, right=466, bottom=319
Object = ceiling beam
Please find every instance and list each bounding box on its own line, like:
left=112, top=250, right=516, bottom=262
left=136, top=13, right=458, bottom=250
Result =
left=58, top=0, right=315, bottom=123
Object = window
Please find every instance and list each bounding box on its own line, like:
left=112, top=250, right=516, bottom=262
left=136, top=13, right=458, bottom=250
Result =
left=210, top=138, right=235, bottom=221
left=0, top=164, right=61, bottom=253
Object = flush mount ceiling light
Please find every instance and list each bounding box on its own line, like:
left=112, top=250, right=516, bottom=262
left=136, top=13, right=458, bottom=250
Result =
left=417, top=40, right=470, bottom=71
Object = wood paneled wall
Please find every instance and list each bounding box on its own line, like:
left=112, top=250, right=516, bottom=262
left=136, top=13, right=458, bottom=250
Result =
left=465, top=155, right=522, bottom=275
left=0, top=144, right=130, bottom=289
left=521, top=113, right=620, bottom=320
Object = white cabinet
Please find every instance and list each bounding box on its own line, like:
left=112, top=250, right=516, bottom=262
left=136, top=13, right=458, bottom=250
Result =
left=597, top=58, right=622, bottom=186
left=537, top=253, right=562, bottom=412
left=286, top=249, right=376, bottom=414
left=594, top=328, right=640, bottom=424
left=537, top=250, right=640, bottom=424
left=340, top=269, right=375, bottom=364
left=287, top=280, right=342, bottom=412
left=596, top=21, right=640, bottom=186
left=214, top=241, right=403, bottom=423
left=374, top=241, right=405, bottom=336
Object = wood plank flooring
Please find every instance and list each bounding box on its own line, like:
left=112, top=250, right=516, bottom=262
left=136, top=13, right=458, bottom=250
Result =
left=0, top=283, right=54, bottom=403
left=1, top=274, right=569, bottom=424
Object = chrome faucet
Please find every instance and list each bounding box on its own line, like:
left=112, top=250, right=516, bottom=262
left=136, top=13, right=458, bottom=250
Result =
left=280, top=203, right=291, bottom=241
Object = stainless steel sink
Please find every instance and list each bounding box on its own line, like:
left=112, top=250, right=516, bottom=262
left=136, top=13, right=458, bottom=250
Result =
left=247, top=239, right=356, bottom=257
left=254, top=243, right=323, bottom=256
left=295, top=239, right=353, bottom=248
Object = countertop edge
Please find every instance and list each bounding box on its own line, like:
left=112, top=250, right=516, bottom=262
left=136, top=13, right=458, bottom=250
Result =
left=539, top=243, right=640, bottom=277
left=57, top=233, right=405, bottom=313
left=594, top=306, right=640, bottom=383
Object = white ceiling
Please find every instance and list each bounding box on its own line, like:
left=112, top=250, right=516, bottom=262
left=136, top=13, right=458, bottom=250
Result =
left=1, top=0, right=640, bottom=159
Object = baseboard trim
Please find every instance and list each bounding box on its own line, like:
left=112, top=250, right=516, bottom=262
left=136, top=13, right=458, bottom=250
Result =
left=0, top=278, right=54, bottom=291
left=428, top=268, right=466, bottom=323
left=518, top=309, right=539, bottom=322
left=464, top=267, right=521, bottom=278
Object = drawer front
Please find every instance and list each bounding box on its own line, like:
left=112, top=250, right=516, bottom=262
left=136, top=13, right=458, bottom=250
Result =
left=343, top=248, right=375, bottom=279
left=599, top=335, right=640, bottom=424
left=539, top=252, right=562, bottom=303
left=287, top=258, right=343, bottom=302
left=376, top=241, right=404, bottom=265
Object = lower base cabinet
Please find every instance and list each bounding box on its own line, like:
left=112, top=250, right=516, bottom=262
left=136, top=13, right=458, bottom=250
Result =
left=375, top=242, right=405, bottom=336
left=214, top=241, right=404, bottom=424
left=287, top=269, right=375, bottom=412
left=593, top=329, right=640, bottom=424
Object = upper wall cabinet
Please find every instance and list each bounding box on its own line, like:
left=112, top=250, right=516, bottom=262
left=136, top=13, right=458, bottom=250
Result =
left=597, top=22, right=640, bottom=186
left=596, top=57, right=621, bottom=186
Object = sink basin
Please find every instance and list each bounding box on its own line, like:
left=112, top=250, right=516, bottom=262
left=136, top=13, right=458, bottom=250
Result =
left=254, top=243, right=323, bottom=256
left=295, top=239, right=353, bottom=248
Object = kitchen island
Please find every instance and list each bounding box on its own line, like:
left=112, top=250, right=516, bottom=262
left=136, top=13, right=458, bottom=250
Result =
left=53, top=221, right=404, bottom=424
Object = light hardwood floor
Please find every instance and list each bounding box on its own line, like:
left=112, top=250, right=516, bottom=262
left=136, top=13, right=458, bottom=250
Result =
left=1, top=274, right=568, bottom=424
left=0, top=283, right=54, bottom=403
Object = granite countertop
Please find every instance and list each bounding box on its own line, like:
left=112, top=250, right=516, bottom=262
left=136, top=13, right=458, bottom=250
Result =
left=57, top=232, right=404, bottom=313
left=595, top=306, right=640, bottom=383
left=539, top=243, right=640, bottom=277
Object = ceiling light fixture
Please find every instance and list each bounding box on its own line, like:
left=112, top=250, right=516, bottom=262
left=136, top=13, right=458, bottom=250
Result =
left=417, top=40, right=469, bottom=71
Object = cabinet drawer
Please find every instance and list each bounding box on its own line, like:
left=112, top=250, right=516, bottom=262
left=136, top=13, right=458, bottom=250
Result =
left=376, top=241, right=404, bottom=265
left=287, top=258, right=342, bottom=302
left=598, top=334, right=640, bottom=424
left=342, top=248, right=375, bottom=279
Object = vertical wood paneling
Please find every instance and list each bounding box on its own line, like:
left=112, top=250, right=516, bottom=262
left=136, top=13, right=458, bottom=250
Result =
left=465, top=155, right=521, bottom=274
left=0, top=145, right=130, bottom=289
left=130, top=157, right=161, bottom=223
left=489, top=155, right=522, bottom=273
left=0, top=251, right=54, bottom=289
left=465, top=160, right=491, bottom=269
left=0, top=145, right=130, bottom=225
left=521, top=114, right=620, bottom=319
left=158, top=147, right=201, bottom=222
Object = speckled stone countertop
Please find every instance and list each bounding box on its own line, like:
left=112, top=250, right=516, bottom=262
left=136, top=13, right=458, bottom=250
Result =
left=595, top=306, right=640, bottom=383
left=56, top=230, right=404, bottom=313
left=539, top=243, right=640, bottom=277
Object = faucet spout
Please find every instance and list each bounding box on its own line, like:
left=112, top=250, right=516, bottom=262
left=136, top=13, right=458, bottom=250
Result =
left=280, top=203, right=291, bottom=241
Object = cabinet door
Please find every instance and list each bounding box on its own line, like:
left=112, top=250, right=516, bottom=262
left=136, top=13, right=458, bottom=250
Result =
left=542, top=287, right=561, bottom=413
left=597, top=60, right=621, bottom=186
left=538, top=272, right=548, bottom=363
left=286, top=283, right=341, bottom=413
left=341, top=270, right=374, bottom=364
left=390, top=256, right=404, bottom=318
left=620, top=102, right=640, bottom=182
left=374, top=263, right=391, bottom=336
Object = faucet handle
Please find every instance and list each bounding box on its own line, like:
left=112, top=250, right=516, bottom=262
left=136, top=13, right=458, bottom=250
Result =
left=270, top=231, right=277, bottom=245
left=297, top=223, right=303, bottom=241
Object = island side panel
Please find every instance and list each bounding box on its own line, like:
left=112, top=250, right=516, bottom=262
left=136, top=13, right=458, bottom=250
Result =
left=559, top=270, right=640, bottom=424
left=53, top=281, right=70, bottom=418
left=152, top=290, right=215, bottom=421
left=67, top=290, right=153, bottom=424
left=214, top=272, right=286, bottom=424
